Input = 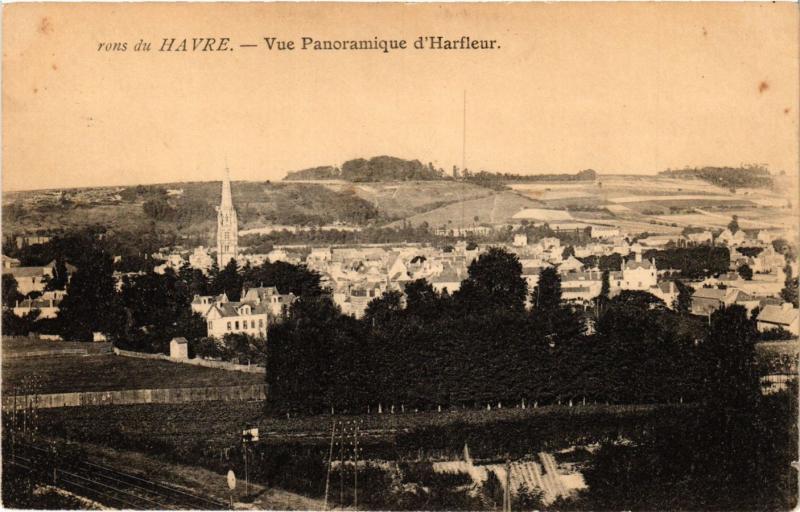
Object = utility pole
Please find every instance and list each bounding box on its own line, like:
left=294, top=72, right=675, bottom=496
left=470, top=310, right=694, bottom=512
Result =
left=504, top=458, right=511, bottom=512
left=243, top=439, right=249, bottom=497
left=324, top=420, right=336, bottom=510
left=12, top=386, right=17, bottom=459
left=353, top=422, right=359, bottom=509
left=339, top=421, right=345, bottom=507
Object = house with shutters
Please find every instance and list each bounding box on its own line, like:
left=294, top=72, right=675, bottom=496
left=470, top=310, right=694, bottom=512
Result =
left=205, top=302, right=269, bottom=339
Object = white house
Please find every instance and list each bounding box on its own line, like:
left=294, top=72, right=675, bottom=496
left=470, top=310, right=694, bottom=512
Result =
left=513, top=234, right=528, bottom=247
left=620, top=253, right=658, bottom=291
left=206, top=302, right=269, bottom=339
left=3, top=261, right=57, bottom=295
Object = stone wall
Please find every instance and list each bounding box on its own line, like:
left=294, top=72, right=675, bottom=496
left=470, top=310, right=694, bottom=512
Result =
left=2, top=383, right=267, bottom=410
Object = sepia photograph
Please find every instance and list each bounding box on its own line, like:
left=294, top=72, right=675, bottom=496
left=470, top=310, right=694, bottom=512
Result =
left=1, top=2, right=799, bottom=510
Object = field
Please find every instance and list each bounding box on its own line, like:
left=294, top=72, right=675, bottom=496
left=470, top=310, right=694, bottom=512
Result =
left=29, top=400, right=687, bottom=458
left=508, top=175, right=795, bottom=233
left=2, top=336, right=113, bottom=356
left=320, top=180, right=494, bottom=221
left=388, top=190, right=543, bottom=229
left=2, top=342, right=263, bottom=395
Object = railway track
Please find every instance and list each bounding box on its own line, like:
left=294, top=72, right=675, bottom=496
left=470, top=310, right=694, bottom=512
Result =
left=8, top=442, right=227, bottom=510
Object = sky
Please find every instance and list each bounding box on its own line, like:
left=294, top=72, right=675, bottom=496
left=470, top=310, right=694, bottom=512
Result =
left=2, top=2, right=798, bottom=191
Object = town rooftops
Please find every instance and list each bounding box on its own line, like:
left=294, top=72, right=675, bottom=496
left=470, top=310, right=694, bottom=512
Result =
left=692, top=287, right=729, bottom=301
left=561, top=270, right=604, bottom=282
left=209, top=301, right=269, bottom=317
left=757, top=304, right=799, bottom=327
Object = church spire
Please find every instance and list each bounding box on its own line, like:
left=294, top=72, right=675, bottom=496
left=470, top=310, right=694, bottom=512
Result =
left=221, top=166, right=233, bottom=209
left=216, top=165, right=238, bottom=267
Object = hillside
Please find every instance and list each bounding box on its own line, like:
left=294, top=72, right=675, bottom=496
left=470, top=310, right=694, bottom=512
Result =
left=1, top=179, right=496, bottom=245
left=388, top=190, right=546, bottom=229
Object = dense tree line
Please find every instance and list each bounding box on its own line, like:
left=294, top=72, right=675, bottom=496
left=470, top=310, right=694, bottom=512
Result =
left=658, top=165, right=774, bottom=190
left=461, top=169, right=597, bottom=188
left=579, top=305, right=796, bottom=511
left=340, top=156, right=445, bottom=182
left=266, top=248, right=710, bottom=416
left=283, top=165, right=340, bottom=181
left=642, top=245, right=730, bottom=278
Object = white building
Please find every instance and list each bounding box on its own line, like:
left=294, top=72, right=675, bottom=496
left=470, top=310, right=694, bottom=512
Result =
left=206, top=302, right=268, bottom=339
left=620, top=253, right=658, bottom=291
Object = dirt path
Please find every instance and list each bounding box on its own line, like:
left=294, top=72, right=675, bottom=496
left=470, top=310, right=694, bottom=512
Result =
left=75, top=441, right=327, bottom=510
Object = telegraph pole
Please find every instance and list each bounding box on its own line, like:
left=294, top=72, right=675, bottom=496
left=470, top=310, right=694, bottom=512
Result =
left=324, top=420, right=336, bottom=510
left=339, top=421, right=345, bottom=507
left=504, top=458, right=511, bottom=512
left=353, top=422, right=359, bottom=509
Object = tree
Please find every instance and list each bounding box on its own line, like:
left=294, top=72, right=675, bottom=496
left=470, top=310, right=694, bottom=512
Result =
left=531, top=267, right=561, bottom=313
left=404, top=278, right=438, bottom=317
left=213, top=259, right=242, bottom=301
left=704, top=305, right=760, bottom=406
left=118, top=270, right=202, bottom=353
left=57, top=250, right=124, bottom=341
left=727, top=215, right=740, bottom=233
left=673, top=280, right=694, bottom=314
left=178, top=262, right=209, bottom=297
left=364, top=290, right=404, bottom=328
left=44, top=258, right=69, bottom=290
left=242, top=261, right=322, bottom=297
left=599, top=270, right=610, bottom=300
left=2, top=274, right=21, bottom=308
left=781, top=264, right=798, bottom=307
left=737, top=264, right=753, bottom=281
left=561, top=245, right=575, bottom=260
left=455, top=247, right=527, bottom=313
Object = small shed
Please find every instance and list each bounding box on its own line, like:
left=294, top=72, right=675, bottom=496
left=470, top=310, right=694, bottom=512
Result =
left=170, top=337, right=189, bottom=359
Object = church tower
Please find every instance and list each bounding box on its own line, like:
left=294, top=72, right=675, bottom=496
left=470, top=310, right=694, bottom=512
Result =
left=216, top=168, right=238, bottom=267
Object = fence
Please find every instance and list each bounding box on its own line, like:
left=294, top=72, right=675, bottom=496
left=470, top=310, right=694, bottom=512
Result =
left=2, top=383, right=267, bottom=410
left=112, top=347, right=265, bottom=374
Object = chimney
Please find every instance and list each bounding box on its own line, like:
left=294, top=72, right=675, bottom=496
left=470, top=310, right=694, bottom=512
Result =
left=635, top=252, right=642, bottom=263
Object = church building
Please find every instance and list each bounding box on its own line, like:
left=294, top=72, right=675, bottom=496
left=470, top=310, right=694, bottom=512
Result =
left=216, top=168, right=239, bottom=267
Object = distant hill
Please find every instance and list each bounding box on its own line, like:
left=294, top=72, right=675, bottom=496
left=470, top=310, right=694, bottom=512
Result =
left=285, top=156, right=446, bottom=182
left=283, top=166, right=339, bottom=181
left=658, top=165, right=773, bottom=190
